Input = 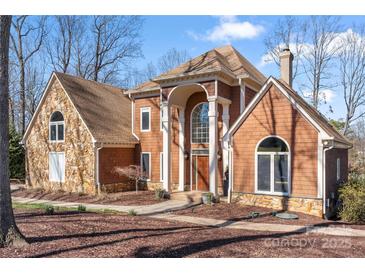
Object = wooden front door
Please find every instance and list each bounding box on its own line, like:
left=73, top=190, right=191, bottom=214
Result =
left=192, top=155, right=209, bottom=191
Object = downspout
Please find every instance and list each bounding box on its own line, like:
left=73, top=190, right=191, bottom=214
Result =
left=128, top=93, right=140, bottom=141
left=94, top=142, right=103, bottom=195
left=322, top=142, right=334, bottom=219
left=227, top=139, right=233, bottom=203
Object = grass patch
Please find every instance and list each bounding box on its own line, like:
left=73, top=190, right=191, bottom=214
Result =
left=12, top=202, right=123, bottom=215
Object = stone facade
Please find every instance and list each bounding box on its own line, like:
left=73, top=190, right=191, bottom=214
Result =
left=25, top=79, right=96, bottom=194
left=233, top=193, right=323, bottom=217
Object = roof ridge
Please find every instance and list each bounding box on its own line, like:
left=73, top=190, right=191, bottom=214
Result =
left=54, top=71, right=125, bottom=92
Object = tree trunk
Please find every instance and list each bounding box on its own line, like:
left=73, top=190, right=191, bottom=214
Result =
left=19, top=61, right=25, bottom=135
left=0, top=15, right=26, bottom=247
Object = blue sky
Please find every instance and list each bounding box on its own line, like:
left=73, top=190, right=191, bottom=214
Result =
left=135, top=15, right=365, bottom=121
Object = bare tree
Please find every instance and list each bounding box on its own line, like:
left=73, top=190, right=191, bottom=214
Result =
left=88, top=16, right=143, bottom=83
left=10, top=16, right=47, bottom=134
left=114, top=165, right=145, bottom=193
left=0, top=15, right=26, bottom=247
left=25, top=60, right=46, bottom=119
left=338, top=27, right=365, bottom=135
left=157, top=48, right=189, bottom=73
left=263, top=16, right=307, bottom=81
left=47, top=16, right=82, bottom=73
left=302, top=16, right=341, bottom=109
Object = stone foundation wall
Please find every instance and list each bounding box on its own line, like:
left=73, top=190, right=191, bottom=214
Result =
left=101, top=181, right=163, bottom=193
left=25, top=78, right=96, bottom=194
left=233, top=193, right=323, bottom=217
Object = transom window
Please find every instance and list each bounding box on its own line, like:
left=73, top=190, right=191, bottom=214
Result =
left=191, top=103, right=209, bottom=143
left=49, top=111, right=64, bottom=142
left=256, top=136, right=290, bottom=195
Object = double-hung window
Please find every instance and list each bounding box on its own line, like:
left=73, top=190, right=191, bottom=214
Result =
left=141, top=152, right=151, bottom=181
left=141, top=107, right=151, bottom=132
left=49, top=111, right=65, bottom=142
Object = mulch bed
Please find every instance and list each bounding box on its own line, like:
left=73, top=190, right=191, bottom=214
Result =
left=176, top=202, right=365, bottom=230
left=12, top=187, right=163, bottom=206
left=0, top=208, right=364, bottom=258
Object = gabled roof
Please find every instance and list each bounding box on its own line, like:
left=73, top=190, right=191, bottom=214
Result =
left=23, top=72, right=138, bottom=145
left=129, top=45, right=267, bottom=93
left=226, top=77, right=352, bottom=148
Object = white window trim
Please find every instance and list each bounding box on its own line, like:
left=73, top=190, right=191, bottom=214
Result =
left=49, top=112, right=65, bottom=143
left=160, top=152, right=163, bottom=182
left=49, top=152, right=65, bottom=183
left=190, top=102, right=209, bottom=145
left=141, top=152, right=151, bottom=182
left=254, top=136, right=291, bottom=196
left=140, top=107, right=151, bottom=132
left=336, top=158, right=341, bottom=181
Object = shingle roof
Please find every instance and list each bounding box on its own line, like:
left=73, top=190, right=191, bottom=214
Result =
left=275, top=78, right=352, bottom=147
left=132, top=45, right=267, bottom=92
left=55, top=72, right=138, bottom=145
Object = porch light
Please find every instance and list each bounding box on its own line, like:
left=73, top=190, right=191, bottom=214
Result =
left=184, top=151, right=189, bottom=160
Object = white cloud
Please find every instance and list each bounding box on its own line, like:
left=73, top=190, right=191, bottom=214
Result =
left=188, top=16, right=265, bottom=42
left=303, top=89, right=336, bottom=103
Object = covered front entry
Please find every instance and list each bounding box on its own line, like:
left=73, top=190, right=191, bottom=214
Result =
left=191, top=150, right=209, bottom=191
left=161, top=82, right=231, bottom=197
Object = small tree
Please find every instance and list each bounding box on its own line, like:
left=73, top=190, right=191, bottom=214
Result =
left=114, top=165, right=145, bottom=193
left=9, top=124, right=24, bottom=179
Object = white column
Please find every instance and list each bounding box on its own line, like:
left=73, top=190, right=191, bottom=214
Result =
left=162, top=101, right=171, bottom=192
left=178, top=108, right=185, bottom=191
left=208, top=98, right=218, bottom=196
left=222, top=103, right=230, bottom=176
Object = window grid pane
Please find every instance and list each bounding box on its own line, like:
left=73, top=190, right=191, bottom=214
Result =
left=192, top=103, right=209, bottom=143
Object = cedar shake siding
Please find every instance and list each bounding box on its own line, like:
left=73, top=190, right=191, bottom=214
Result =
left=98, top=147, right=136, bottom=192
left=134, top=96, right=164, bottom=189
left=232, top=85, right=319, bottom=197
left=325, top=148, right=348, bottom=216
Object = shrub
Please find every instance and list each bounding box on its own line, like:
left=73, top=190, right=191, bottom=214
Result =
left=77, top=205, right=86, bottom=212
left=338, top=173, right=365, bottom=223
left=128, top=209, right=137, bottom=216
left=44, top=204, right=55, bottom=215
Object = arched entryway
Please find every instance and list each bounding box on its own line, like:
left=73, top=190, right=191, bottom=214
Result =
left=161, top=82, right=231, bottom=196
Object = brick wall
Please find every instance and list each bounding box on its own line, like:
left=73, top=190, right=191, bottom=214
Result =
left=232, top=84, right=319, bottom=198
left=99, top=147, right=136, bottom=190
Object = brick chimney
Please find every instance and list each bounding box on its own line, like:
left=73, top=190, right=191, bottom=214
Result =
left=279, top=47, right=294, bottom=87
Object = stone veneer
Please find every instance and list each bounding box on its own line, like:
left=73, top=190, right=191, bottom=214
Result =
left=233, top=193, right=323, bottom=217
left=25, top=79, right=96, bottom=194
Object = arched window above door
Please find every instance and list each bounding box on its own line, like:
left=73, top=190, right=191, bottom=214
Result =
left=191, top=103, right=209, bottom=144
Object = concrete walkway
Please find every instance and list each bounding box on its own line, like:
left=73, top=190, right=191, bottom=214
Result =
left=12, top=196, right=365, bottom=237
left=152, top=213, right=365, bottom=237
left=12, top=196, right=199, bottom=215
